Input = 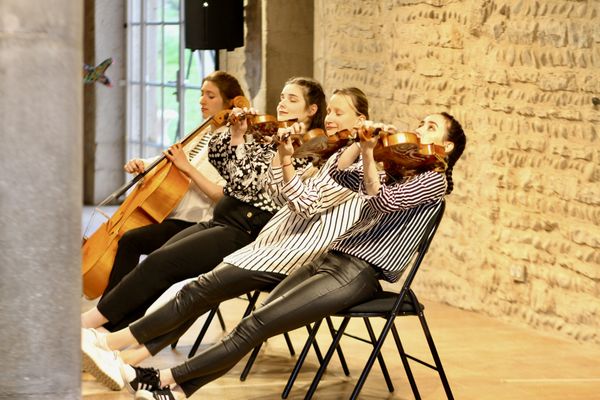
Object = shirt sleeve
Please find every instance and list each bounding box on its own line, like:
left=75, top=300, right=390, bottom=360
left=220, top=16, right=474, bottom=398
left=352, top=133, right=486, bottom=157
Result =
left=277, top=160, right=357, bottom=219
left=210, top=130, right=276, bottom=195
left=328, top=149, right=364, bottom=192
left=367, top=171, right=447, bottom=214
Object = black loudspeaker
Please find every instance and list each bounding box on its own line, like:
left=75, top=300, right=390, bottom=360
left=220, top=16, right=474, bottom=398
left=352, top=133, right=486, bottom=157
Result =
left=185, top=0, right=244, bottom=50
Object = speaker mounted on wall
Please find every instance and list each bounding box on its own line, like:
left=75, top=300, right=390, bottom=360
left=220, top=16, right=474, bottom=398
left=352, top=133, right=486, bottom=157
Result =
left=185, top=0, right=244, bottom=51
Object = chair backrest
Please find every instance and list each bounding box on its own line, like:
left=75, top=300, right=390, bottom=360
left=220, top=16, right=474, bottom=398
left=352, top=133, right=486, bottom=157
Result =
left=389, top=199, right=446, bottom=316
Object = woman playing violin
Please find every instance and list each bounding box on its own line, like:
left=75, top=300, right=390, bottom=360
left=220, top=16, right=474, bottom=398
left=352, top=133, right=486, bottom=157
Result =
left=80, top=85, right=373, bottom=394
left=81, top=111, right=466, bottom=399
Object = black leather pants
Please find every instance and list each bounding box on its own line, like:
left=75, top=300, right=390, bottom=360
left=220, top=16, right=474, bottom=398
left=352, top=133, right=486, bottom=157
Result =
left=169, top=251, right=381, bottom=397
left=129, top=262, right=286, bottom=354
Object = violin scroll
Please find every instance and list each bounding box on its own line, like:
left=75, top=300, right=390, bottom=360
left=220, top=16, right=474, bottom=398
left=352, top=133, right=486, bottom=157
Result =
left=211, top=96, right=251, bottom=128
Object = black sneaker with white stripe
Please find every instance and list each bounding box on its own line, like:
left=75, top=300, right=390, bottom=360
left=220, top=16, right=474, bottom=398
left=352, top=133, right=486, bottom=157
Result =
left=135, top=386, right=180, bottom=400
left=126, top=366, right=161, bottom=394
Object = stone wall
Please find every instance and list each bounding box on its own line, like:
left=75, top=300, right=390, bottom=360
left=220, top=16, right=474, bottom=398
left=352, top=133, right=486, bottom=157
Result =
left=314, top=0, right=600, bottom=344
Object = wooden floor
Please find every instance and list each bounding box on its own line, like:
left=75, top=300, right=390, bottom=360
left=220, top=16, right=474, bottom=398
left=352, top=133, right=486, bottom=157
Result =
left=81, top=294, right=600, bottom=400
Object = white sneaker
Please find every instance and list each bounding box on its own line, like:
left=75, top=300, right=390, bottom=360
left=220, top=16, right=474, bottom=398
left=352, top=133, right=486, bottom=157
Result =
left=81, top=328, right=109, bottom=350
left=82, top=338, right=125, bottom=390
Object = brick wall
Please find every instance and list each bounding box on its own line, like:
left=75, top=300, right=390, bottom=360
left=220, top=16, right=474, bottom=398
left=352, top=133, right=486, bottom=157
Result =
left=314, top=0, right=600, bottom=344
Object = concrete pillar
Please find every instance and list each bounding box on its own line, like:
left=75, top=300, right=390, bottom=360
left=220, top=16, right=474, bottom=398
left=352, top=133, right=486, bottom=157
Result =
left=0, top=1, right=83, bottom=399
left=223, top=0, right=315, bottom=113
left=264, top=0, right=314, bottom=113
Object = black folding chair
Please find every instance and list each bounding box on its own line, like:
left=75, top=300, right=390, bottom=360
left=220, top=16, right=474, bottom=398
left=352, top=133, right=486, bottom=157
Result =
left=170, top=305, right=227, bottom=357
left=185, top=305, right=227, bottom=358
left=285, top=200, right=454, bottom=399
left=184, top=289, right=297, bottom=361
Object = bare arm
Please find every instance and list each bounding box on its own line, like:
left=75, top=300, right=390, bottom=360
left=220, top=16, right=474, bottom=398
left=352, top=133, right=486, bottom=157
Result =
left=360, top=142, right=381, bottom=195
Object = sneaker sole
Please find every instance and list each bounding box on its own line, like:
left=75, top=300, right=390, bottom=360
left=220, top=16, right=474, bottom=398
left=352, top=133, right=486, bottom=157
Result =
left=81, top=349, right=124, bottom=391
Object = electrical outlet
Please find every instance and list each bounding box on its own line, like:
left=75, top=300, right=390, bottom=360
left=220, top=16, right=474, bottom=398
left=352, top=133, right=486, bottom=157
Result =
left=510, top=265, right=527, bottom=283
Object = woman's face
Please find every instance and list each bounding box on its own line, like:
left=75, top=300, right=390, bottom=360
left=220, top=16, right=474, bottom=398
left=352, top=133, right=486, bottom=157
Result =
left=415, top=114, right=449, bottom=145
left=276, top=83, right=314, bottom=124
left=324, top=94, right=363, bottom=136
left=199, top=80, right=227, bottom=119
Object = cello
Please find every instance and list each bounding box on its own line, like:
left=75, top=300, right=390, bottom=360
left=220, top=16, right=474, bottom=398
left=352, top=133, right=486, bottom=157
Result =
left=81, top=96, right=249, bottom=299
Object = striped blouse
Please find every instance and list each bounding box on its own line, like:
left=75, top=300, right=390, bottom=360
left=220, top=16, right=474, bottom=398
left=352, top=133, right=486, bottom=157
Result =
left=328, top=151, right=447, bottom=282
left=223, top=153, right=364, bottom=275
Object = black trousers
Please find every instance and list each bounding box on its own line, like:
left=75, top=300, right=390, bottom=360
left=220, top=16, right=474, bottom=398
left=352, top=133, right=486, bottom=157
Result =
left=129, top=263, right=287, bottom=354
left=168, top=251, right=382, bottom=397
left=102, top=219, right=194, bottom=299
left=97, top=196, right=274, bottom=331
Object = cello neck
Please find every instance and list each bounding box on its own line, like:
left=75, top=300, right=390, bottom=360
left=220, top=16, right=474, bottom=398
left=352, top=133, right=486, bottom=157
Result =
left=99, top=116, right=215, bottom=204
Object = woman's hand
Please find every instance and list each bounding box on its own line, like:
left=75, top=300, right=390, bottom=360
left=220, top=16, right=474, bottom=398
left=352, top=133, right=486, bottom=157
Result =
left=229, top=107, right=257, bottom=142
left=124, top=159, right=145, bottom=174
left=164, top=144, right=192, bottom=175
left=277, top=122, right=305, bottom=160
left=358, top=120, right=396, bottom=151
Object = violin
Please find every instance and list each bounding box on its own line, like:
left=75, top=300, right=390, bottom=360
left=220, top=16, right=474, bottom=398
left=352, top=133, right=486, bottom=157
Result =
left=211, top=96, right=252, bottom=127
left=247, top=115, right=298, bottom=142
left=359, top=127, right=447, bottom=176
left=292, top=128, right=353, bottom=164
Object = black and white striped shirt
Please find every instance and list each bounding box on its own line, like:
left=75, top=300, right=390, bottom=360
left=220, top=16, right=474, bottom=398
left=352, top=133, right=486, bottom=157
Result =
left=328, top=152, right=447, bottom=282
left=223, top=153, right=364, bottom=275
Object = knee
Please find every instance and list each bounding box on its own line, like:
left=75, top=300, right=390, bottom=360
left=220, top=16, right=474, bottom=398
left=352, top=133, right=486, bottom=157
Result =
left=226, top=314, right=265, bottom=350
left=176, top=276, right=213, bottom=304
left=118, top=229, right=144, bottom=249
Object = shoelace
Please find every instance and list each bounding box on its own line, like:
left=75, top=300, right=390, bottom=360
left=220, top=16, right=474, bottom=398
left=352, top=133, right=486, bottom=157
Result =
left=134, top=366, right=161, bottom=391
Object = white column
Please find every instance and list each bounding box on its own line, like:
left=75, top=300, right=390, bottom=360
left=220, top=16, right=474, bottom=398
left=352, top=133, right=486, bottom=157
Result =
left=0, top=0, right=83, bottom=398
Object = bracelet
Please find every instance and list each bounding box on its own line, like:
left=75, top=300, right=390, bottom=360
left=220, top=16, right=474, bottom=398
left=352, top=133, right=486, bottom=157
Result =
left=281, top=162, right=293, bottom=168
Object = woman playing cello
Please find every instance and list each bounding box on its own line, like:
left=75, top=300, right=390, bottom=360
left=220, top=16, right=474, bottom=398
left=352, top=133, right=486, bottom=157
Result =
left=91, top=71, right=239, bottom=316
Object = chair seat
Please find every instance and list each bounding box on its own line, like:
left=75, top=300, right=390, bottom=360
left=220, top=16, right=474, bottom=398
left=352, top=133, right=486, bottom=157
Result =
left=338, top=291, right=424, bottom=316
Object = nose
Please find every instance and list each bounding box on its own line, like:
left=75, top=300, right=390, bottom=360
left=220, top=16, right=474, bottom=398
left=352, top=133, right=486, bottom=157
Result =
left=277, top=98, right=287, bottom=109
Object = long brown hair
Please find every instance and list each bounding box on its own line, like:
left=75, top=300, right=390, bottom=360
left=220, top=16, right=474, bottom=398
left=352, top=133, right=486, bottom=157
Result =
left=284, top=77, right=326, bottom=131
left=440, top=112, right=466, bottom=194
left=202, top=71, right=244, bottom=107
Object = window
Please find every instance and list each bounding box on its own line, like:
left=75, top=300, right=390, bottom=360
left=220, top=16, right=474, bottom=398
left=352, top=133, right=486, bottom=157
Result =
left=126, top=0, right=216, bottom=160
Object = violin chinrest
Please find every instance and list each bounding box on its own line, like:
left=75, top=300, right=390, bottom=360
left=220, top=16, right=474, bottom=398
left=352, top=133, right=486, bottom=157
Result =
left=292, top=135, right=329, bottom=159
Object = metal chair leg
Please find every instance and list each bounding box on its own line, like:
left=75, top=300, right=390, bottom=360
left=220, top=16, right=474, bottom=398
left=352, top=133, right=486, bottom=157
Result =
left=363, top=317, right=394, bottom=393
left=282, top=320, right=323, bottom=399
left=216, top=306, right=226, bottom=330
left=240, top=342, right=263, bottom=381
left=283, top=331, right=296, bottom=356
left=304, top=317, right=350, bottom=400
left=391, top=323, right=420, bottom=398
left=188, top=307, right=219, bottom=358
left=326, top=316, right=350, bottom=376
left=348, top=315, right=397, bottom=400
left=417, top=310, right=454, bottom=399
